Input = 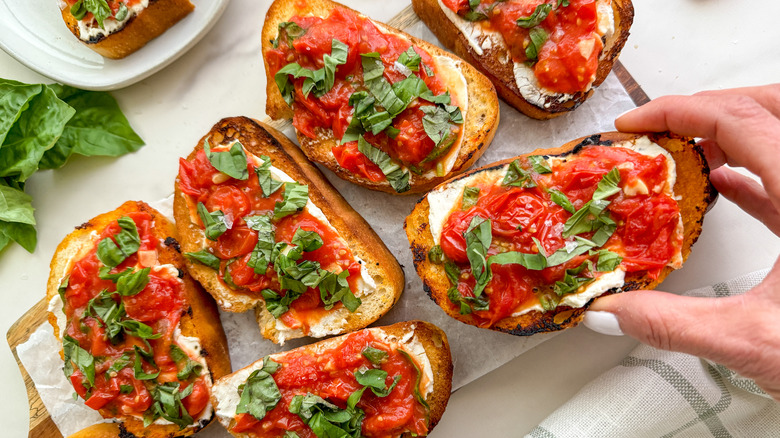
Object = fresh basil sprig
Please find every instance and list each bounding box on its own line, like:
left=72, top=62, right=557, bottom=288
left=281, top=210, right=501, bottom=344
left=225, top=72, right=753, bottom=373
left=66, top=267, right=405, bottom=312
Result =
left=236, top=357, right=282, bottom=421
left=0, top=80, right=143, bottom=255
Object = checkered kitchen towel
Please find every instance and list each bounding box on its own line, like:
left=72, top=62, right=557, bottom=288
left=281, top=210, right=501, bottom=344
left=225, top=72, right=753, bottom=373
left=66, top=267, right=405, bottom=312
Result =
left=527, top=269, right=780, bottom=438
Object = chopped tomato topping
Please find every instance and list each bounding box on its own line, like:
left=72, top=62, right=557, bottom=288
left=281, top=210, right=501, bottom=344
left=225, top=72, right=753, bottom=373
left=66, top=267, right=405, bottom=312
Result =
left=230, top=331, right=428, bottom=437
left=265, top=6, right=460, bottom=180
left=443, top=0, right=605, bottom=94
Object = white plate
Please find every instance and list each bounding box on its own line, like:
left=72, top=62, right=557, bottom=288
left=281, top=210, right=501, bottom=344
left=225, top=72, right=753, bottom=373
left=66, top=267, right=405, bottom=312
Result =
left=0, top=0, right=230, bottom=90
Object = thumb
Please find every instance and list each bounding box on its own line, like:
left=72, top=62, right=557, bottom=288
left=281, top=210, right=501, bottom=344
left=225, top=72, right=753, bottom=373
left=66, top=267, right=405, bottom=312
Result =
left=586, top=290, right=749, bottom=361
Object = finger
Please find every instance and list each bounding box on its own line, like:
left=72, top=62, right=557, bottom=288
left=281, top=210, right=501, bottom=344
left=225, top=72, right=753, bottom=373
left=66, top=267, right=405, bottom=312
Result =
left=588, top=290, right=777, bottom=379
left=615, top=94, right=780, bottom=201
left=696, top=138, right=728, bottom=169
left=710, top=167, right=780, bottom=235
left=694, top=84, right=780, bottom=119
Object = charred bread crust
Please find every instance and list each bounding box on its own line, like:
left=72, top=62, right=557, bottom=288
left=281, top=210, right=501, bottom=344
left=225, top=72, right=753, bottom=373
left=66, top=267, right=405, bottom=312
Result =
left=213, top=320, right=453, bottom=437
left=60, top=0, right=194, bottom=59
left=45, top=201, right=230, bottom=437
left=173, top=117, right=405, bottom=343
left=261, top=0, right=499, bottom=194
left=405, top=132, right=717, bottom=335
left=411, top=0, right=634, bottom=119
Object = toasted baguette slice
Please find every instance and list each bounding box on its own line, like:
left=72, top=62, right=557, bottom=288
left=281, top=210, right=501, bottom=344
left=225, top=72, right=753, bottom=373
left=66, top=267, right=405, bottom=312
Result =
left=60, top=0, right=194, bottom=59
left=405, top=132, right=717, bottom=335
left=173, top=117, right=405, bottom=344
left=412, top=0, right=634, bottom=119
left=46, top=201, right=230, bottom=437
left=211, top=320, right=452, bottom=437
left=262, top=0, right=499, bottom=194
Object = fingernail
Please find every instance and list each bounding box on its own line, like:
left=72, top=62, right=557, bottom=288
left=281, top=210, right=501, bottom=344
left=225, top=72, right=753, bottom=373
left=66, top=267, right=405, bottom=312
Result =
left=583, top=311, right=624, bottom=336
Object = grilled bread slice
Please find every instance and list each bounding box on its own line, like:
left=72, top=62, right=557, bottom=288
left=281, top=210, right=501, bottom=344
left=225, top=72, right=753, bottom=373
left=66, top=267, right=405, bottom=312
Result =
left=46, top=200, right=230, bottom=437
left=60, top=0, right=194, bottom=59
left=405, top=132, right=717, bottom=335
left=412, top=0, right=634, bottom=119
left=174, top=117, right=404, bottom=344
left=211, top=321, right=452, bottom=437
left=262, top=0, right=499, bottom=194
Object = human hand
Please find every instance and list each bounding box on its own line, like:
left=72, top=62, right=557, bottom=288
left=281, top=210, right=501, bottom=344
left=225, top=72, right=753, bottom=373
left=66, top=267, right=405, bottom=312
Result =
left=586, top=84, right=780, bottom=401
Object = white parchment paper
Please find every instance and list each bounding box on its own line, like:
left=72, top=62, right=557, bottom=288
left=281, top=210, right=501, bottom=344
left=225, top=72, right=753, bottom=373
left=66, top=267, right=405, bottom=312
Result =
left=16, top=19, right=637, bottom=438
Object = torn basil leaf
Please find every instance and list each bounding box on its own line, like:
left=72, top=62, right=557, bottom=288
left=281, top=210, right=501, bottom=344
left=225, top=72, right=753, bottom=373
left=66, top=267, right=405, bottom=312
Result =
left=276, top=21, right=306, bottom=47
left=236, top=357, right=282, bottom=421
left=63, top=335, right=95, bottom=388
left=273, top=182, right=309, bottom=220
left=355, top=368, right=401, bottom=397
left=528, top=155, right=552, bottom=174
left=548, top=188, right=575, bottom=213
left=289, top=393, right=365, bottom=438
left=464, top=215, right=492, bottom=298
left=197, top=202, right=228, bottom=241
left=246, top=215, right=275, bottom=275
left=357, top=136, right=410, bottom=193
left=397, top=47, right=422, bottom=72
left=516, top=4, right=552, bottom=28
left=594, top=249, right=623, bottom=272
left=204, top=139, right=249, bottom=180
left=170, top=344, right=202, bottom=381
left=502, top=160, right=536, bottom=188
left=185, top=250, right=221, bottom=270
left=428, top=245, right=445, bottom=264
left=146, top=382, right=195, bottom=429
left=255, top=155, right=284, bottom=197
left=116, top=267, right=150, bottom=296
left=593, top=167, right=621, bottom=201
left=462, top=186, right=480, bottom=210
left=526, top=27, right=548, bottom=61
left=96, top=216, right=140, bottom=268
left=361, top=346, right=388, bottom=365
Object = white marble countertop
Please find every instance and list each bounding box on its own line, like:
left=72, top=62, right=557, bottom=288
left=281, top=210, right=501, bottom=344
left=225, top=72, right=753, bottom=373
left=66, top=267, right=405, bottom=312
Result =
left=1, top=0, right=778, bottom=436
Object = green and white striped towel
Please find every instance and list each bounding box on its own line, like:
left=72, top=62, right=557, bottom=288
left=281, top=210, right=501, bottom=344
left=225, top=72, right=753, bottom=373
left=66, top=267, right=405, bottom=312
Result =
left=527, top=269, right=780, bottom=438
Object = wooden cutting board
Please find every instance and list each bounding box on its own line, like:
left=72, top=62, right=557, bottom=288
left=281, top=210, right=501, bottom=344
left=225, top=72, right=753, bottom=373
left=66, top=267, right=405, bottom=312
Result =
left=6, top=6, right=650, bottom=438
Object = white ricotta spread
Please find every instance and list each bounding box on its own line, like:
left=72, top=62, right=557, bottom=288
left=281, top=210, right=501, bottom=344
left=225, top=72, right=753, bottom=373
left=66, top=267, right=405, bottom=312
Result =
left=74, top=0, right=149, bottom=42
left=438, top=0, right=615, bottom=108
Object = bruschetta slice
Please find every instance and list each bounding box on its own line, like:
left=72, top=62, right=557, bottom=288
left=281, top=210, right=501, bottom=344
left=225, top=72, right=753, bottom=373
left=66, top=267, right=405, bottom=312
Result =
left=45, top=201, right=230, bottom=437
left=59, top=0, right=194, bottom=59
left=413, top=0, right=634, bottom=119
left=405, top=132, right=717, bottom=334
left=262, top=0, right=499, bottom=194
left=174, top=117, right=404, bottom=344
left=211, top=321, right=452, bottom=438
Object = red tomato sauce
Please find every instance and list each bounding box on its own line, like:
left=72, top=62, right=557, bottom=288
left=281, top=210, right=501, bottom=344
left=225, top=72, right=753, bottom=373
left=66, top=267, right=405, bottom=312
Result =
left=264, top=7, right=461, bottom=180
left=178, top=148, right=362, bottom=332
left=62, top=212, right=209, bottom=419
left=230, top=330, right=428, bottom=437
left=439, top=146, right=682, bottom=326
left=442, top=0, right=604, bottom=94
